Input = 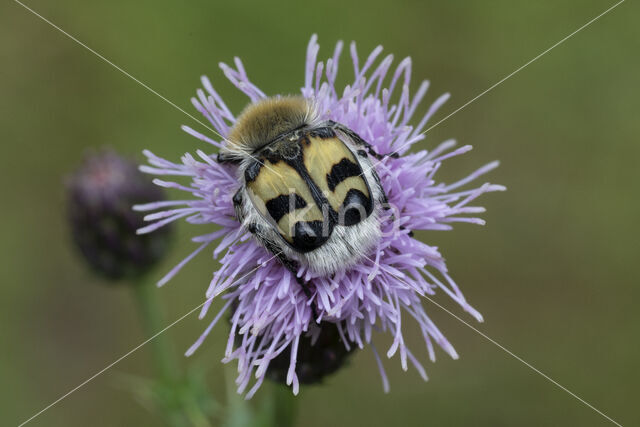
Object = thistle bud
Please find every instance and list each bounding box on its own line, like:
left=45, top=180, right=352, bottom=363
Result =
left=267, top=323, right=354, bottom=385
left=66, top=150, right=171, bottom=280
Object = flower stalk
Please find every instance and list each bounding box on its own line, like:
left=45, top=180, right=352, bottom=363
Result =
left=132, top=277, right=212, bottom=427
left=270, top=384, right=298, bottom=427
left=131, top=278, right=180, bottom=383
left=66, top=150, right=216, bottom=424
left=222, top=365, right=298, bottom=427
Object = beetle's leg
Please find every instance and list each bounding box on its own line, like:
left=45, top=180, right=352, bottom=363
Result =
left=217, top=152, right=242, bottom=164
left=330, top=121, right=399, bottom=159
left=232, top=188, right=245, bottom=224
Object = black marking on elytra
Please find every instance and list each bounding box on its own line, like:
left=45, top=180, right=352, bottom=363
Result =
left=326, top=158, right=362, bottom=192
left=244, top=160, right=263, bottom=183
left=265, top=193, right=307, bottom=223
left=284, top=147, right=339, bottom=226
left=291, top=220, right=330, bottom=252
left=340, top=188, right=373, bottom=226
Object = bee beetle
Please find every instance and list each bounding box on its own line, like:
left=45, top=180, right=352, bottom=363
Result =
left=218, top=96, right=393, bottom=290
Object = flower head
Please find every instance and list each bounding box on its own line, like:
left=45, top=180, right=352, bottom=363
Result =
left=138, top=35, right=504, bottom=397
left=67, top=150, right=172, bottom=280
left=266, top=322, right=355, bottom=385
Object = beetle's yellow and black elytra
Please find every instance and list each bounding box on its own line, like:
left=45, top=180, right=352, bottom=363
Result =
left=220, top=95, right=392, bottom=283
left=243, top=126, right=374, bottom=253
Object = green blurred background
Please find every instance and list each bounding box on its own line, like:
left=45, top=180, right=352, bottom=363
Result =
left=2, top=0, right=638, bottom=425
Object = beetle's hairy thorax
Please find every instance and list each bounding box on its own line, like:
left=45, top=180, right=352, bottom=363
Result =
left=221, top=96, right=321, bottom=161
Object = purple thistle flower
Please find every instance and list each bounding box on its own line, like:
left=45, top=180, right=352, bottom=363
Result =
left=266, top=321, right=355, bottom=385
left=137, top=35, right=504, bottom=397
left=67, top=149, right=172, bottom=280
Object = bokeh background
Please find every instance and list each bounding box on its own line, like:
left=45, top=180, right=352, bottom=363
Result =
left=2, top=0, right=639, bottom=425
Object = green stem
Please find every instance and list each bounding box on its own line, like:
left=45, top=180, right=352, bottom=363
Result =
left=223, top=364, right=253, bottom=427
left=131, top=278, right=180, bottom=383
left=271, top=384, right=298, bottom=427
left=183, top=397, right=213, bottom=427
left=222, top=364, right=298, bottom=427
left=131, top=278, right=212, bottom=427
